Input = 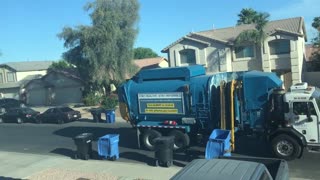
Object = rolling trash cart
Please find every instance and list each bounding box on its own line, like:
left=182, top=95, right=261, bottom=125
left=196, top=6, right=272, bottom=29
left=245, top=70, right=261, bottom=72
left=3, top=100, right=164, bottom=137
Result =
left=154, top=136, right=174, bottom=167
left=73, top=133, right=93, bottom=160
left=105, top=109, right=116, bottom=123
left=205, top=129, right=231, bottom=159
left=98, top=134, right=119, bottom=160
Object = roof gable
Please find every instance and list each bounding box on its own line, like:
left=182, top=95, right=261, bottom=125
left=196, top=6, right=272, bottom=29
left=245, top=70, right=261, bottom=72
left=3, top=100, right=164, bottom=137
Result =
left=162, top=17, right=306, bottom=52
left=0, top=61, right=53, bottom=72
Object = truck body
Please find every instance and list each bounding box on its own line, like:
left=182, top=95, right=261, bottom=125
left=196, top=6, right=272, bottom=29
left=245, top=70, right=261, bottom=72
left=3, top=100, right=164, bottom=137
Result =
left=170, top=157, right=289, bottom=180
left=118, top=65, right=320, bottom=159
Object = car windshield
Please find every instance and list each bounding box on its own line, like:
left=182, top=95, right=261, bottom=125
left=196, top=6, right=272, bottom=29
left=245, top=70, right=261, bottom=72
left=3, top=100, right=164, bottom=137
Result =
left=60, top=107, right=73, bottom=112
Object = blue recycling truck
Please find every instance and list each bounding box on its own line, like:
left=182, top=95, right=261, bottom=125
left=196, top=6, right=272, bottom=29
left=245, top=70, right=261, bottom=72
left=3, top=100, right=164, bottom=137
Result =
left=118, top=65, right=320, bottom=160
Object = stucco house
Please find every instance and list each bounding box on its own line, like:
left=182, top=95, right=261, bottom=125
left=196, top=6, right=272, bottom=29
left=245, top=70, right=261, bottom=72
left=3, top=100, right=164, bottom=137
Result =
left=24, top=70, right=84, bottom=106
left=162, top=17, right=307, bottom=89
left=0, top=61, right=53, bottom=99
left=134, top=57, right=168, bottom=70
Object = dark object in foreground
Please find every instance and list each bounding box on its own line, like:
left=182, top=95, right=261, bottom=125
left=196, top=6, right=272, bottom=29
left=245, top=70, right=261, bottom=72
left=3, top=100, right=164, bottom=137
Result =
left=154, top=136, right=174, bottom=167
left=73, top=133, right=93, bottom=160
left=170, top=156, right=289, bottom=180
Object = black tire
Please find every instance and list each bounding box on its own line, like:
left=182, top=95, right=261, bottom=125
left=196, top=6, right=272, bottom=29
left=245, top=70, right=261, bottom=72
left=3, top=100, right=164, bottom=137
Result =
left=17, top=117, right=23, bottom=124
left=35, top=118, right=42, bottom=124
left=271, top=134, right=301, bottom=161
left=168, top=130, right=190, bottom=151
left=57, top=119, right=64, bottom=124
left=142, top=129, right=162, bottom=151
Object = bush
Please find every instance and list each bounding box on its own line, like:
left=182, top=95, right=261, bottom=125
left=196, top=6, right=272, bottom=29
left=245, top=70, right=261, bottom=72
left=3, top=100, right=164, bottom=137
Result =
left=83, top=92, right=101, bottom=106
left=101, top=95, right=118, bottom=110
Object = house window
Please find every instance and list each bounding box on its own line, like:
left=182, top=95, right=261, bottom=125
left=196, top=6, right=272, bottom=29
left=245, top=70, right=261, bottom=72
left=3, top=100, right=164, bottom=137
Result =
left=7, top=72, right=15, bottom=82
left=235, top=45, right=254, bottom=59
left=0, top=73, right=3, bottom=83
left=180, top=49, right=196, bottom=64
left=269, top=39, right=290, bottom=55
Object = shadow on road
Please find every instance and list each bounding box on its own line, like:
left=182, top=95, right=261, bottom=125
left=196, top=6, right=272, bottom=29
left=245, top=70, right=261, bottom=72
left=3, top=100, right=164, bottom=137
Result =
left=53, top=126, right=138, bottom=150
left=53, top=125, right=274, bottom=165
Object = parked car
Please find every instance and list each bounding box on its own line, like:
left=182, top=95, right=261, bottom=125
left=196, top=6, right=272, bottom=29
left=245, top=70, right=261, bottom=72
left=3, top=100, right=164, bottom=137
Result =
left=37, top=107, right=81, bottom=124
left=0, top=107, right=40, bottom=124
left=0, top=98, right=25, bottom=114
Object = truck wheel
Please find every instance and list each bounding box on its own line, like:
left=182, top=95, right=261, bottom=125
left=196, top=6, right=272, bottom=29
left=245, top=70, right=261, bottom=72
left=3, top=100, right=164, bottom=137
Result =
left=142, top=129, right=161, bottom=151
left=271, top=134, right=301, bottom=160
left=169, top=130, right=190, bottom=151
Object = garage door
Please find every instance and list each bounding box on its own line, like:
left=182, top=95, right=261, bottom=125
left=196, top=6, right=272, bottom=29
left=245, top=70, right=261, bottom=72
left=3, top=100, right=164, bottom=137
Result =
left=52, top=87, right=82, bottom=105
left=27, top=89, right=47, bottom=106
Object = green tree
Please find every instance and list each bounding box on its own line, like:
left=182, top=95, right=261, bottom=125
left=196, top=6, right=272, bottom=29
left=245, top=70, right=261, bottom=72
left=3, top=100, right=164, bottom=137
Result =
left=311, top=17, right=320, bottom=63
left=237, top=8, right=259, bottom=25
left=134, top=47, right=158, bottom=59
left=48, top=60, right=74, bottom=71
left=58, top=0, right=139, bottom=95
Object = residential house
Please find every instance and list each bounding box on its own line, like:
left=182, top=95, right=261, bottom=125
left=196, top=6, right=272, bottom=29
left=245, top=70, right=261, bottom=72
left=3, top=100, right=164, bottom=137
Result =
left=0, top=61, right=53, bottom=99
left=134, top=57, right=168, bottom=70
left=24, top=70, right=84, bottom=106
left=162, top=17, right=307, bottom=89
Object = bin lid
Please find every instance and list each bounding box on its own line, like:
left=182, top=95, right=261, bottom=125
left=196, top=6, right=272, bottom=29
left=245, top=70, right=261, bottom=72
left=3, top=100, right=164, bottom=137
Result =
left=170, top=159, right=267, bottom=180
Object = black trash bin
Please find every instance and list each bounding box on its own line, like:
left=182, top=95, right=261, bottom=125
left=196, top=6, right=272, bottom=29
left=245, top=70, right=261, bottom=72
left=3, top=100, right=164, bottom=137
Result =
left=73, top=133, right=93, bottom=160
left=154, top=136, right=174, bottom=167
left=91, top=108, right=102, bottom=123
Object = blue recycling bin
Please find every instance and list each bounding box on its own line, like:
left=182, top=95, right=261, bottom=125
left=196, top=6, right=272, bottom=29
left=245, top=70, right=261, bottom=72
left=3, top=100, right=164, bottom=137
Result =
left=105, top=109, right=115, bottom=123
left=205, top=129, right=231, bottom=159
left=98, top=134, right=119, bottom=160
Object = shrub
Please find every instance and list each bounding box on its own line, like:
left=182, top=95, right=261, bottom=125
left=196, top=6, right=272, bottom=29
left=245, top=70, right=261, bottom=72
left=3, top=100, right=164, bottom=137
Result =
left=101, top=94, right=118, bottom=110
left=83, top=92, right=100, bottom=106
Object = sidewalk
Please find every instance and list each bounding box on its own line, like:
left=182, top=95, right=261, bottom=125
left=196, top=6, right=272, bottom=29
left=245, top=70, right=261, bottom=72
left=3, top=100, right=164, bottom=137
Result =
left=0, top=151, right=182, bottom=180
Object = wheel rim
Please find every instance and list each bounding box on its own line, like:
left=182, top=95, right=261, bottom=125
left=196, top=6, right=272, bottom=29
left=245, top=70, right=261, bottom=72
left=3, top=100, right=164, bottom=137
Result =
left=146, top=135, right=156, bottom=147
left=276, top=140, right=294, bottom=156
left=17, top=118, right=22, bottom=123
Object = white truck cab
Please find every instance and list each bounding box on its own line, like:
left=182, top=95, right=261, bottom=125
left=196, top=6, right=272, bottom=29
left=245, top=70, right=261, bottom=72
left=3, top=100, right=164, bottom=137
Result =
left=282, top=83, right=320, bottom=153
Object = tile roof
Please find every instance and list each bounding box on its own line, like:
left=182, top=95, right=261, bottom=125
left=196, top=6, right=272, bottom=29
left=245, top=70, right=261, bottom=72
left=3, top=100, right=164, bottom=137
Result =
left=134, top=57, right=167, bottom=68
left=0, top=61, right=53, bottom=71
left=162, top=17, right=306, bottom=52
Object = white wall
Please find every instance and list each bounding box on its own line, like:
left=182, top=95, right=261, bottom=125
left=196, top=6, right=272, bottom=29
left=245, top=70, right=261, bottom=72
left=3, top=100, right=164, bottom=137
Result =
left=16, top=70, right=47, bottom=81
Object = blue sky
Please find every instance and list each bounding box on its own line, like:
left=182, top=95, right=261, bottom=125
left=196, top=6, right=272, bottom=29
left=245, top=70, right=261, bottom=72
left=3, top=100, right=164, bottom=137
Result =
left=0, top=0, right=318, bottom=63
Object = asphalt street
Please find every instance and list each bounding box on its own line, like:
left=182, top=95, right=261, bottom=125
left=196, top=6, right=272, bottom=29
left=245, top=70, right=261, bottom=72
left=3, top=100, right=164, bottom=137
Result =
left=0, top=120, right=319, bottom=179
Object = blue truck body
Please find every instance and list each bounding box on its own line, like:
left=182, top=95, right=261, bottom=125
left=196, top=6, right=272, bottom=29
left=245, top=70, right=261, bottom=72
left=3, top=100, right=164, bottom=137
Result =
left=118, top=65, right=282, bottom=150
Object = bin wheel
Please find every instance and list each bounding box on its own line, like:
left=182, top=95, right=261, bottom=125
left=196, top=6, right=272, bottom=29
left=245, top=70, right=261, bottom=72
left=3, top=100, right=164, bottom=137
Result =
left=168, top=130, right=190, bottom=151
left=142, top=129, right=162, bottom=151
left=17, top=117, right=23, bottom=124
left=165, top=161, right=172, bottom=167
left=110, top=156, right=117, bottom=161
left=84, top=154, right=90, bottom=160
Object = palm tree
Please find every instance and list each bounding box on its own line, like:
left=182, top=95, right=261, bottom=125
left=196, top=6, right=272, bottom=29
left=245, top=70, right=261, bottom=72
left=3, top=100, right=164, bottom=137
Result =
left=237, top=8, right=259, bottom=25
